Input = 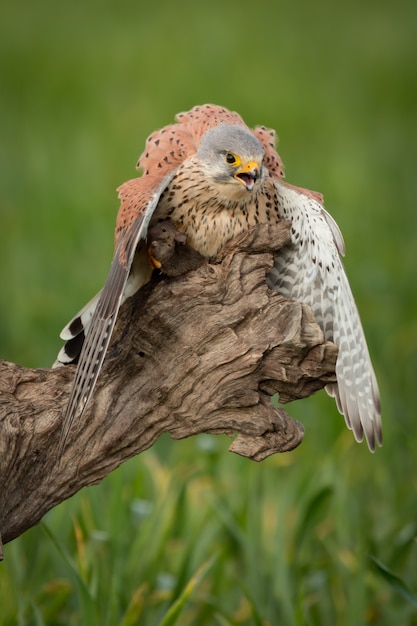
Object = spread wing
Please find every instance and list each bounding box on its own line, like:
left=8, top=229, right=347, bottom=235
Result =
left=267, top=181, right=382, bottom=451
left=60, top=172, right=176, bottom=447
left=58, top=105, right=244, bottom=446
left=252, top=125, right=286, bottom=179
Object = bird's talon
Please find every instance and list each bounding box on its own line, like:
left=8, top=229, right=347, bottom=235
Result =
left=148, top=248, right=162, bottom=269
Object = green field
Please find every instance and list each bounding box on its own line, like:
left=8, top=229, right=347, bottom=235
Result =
left=1, top=0, right=417, bottom=624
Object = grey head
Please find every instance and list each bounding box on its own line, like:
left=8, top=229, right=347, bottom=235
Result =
left=196, top=123, right=265, bottom=196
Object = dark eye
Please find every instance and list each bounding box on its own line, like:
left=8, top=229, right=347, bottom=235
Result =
left=225, top=152, right=237, bottom=164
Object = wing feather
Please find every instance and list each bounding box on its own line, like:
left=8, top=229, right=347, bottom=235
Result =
left=267, top=181, right=381, bottom=451
left=60, top=172, right=176, bottom=447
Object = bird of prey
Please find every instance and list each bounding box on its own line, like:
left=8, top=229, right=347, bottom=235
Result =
left=55, top=104, right=382, bottom=451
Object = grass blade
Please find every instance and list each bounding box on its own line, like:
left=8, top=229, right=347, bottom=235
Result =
left=41, top=522, right=98, bottom=623
left=369, top=555, right=417, bottom=608
left=158, top=554, right=217, bottom=626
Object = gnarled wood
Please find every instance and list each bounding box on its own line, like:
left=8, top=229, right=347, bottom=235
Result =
left=0, top=222, right=337, bottom=552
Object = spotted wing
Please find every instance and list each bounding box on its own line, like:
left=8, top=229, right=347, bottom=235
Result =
left=60, top=172, right=176, bottom=446
left=252, top=125, right=286, bottom=179
left=176, top=104, right=247, bottom=144
left=59, top=107, right=219, bottom=444
left=267, top=181, right=382, bottom=451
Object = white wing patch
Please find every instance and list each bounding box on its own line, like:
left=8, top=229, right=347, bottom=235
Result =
left=267, top=182, right=381, bottom=451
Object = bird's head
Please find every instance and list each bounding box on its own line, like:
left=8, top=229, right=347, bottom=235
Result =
left=196, top=124, right=265, bottom=200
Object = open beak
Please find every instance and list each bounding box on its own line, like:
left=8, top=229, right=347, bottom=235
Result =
left=234, top=161, right=260, bottom=192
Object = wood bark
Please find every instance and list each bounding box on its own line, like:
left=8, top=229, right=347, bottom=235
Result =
left=0, top=222, right=338, bottom=556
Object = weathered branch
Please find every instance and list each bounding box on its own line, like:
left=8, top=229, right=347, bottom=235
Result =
left=0, top=222, right=337, bottom=552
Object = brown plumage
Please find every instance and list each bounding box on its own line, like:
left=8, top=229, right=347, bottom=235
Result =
left=55, top=104, right=381, bottom=451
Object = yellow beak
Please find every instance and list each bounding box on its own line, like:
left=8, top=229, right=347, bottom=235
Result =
left=234, top=161, right=261, bottom=191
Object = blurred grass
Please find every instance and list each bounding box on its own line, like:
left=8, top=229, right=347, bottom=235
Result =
left=1, top=0, right=417, bottom=624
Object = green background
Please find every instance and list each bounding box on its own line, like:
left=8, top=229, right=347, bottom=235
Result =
left=1, top=0, right=416, bottom=624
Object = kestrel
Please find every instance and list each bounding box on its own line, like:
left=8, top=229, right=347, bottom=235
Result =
left=55, top=104, right=382, bottom=451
